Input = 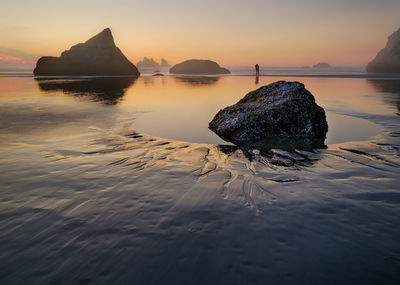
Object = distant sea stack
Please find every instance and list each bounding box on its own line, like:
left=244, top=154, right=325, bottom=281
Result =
left=160, top=58, right=171, bottom=67
left=33, top=28, right=140, bottom=76
left=137, top=57, right=171, bottom=68
left=367, top=28, right=400, bottom=73
left=169, top=59, right=230, bottom=75
left=137, top=57, right=159, bottom=68
left=313, top=62, right=331, bottom=68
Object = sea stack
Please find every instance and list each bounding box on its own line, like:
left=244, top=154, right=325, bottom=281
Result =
left=313, top=62, right=331, bottom=68
left=367, top=28, right=400, bottom=73
left=169, top=59, right=230, bottom=75
left=209, top=81, right=328, bottom=147
left=33, top=28, right=140, bottom=76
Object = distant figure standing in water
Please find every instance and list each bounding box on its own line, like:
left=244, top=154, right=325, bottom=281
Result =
left=255, top=64, right=260, bottom=77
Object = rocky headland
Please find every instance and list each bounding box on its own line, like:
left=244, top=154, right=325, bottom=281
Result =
left=367, top=27, right=400, bottom=73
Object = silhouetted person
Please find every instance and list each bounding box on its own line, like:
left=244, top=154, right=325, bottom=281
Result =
left=255, top=64, right=260, bottom=77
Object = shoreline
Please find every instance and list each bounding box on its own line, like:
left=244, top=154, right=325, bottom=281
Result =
left=2, top=73, right=400, bottom=80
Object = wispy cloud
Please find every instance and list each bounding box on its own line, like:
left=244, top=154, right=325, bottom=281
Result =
left=0, top=53, right=33, bottom=64
left=0, top=48, right=39, bottom=70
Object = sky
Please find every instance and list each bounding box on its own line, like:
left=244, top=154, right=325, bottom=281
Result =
left=0, top=0, right=399, bottom=69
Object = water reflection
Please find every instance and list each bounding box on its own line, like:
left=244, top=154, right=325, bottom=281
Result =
left=173, top=76, right=220, bottom=86
left=367, top=79, right=400, bottom=113
left=36, top=77, right=136, bottom=105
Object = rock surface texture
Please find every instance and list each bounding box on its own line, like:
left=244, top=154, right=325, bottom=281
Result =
left=367, top=28, right=400, bottom=73
left=33, top=28, right=140, bottom=76
left=169, top=59, right=230, bottom=75
left=209, top=81, right=328, bottom=147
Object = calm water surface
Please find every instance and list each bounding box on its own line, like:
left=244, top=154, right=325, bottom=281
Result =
left=0, top=75, right=399, bottom=284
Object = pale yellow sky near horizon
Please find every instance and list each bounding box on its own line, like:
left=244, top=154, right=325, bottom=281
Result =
left=0, top=0, right=399, bottom=67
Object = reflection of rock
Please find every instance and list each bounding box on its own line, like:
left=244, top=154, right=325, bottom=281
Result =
left=313, top=62, right=331, bottom=68
left=36, top=77, right=136, bottom=105
left=34, top=28, right=140, bottom=76
left=209, top=81, right=328, bottom=149
left=367, top=79, right=400, bottom=113
left=174, top=76, right=220, bottom=86
left=367, top=28, right=400, bottom=73
left=170, top=59, right=230, bottom=75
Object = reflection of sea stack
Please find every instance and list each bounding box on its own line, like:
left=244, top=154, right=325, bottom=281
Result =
left=174, top=76, right=220, bottom=86
left=33, top=28, right=140, bottom=76
left=367, top=28, right=400, bottom=73
left=367, top=79, right=400, bottom=112
left=36, top=77, right=136, bottom=104
left=170, top=59, right=230, bottom=75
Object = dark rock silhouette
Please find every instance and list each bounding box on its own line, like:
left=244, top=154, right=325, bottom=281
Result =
left=36, top=77, right=136, bottom=105
left=313, top=62, right=331, bottom=68
left=209, top=81, right=328, bottom=148
left=367, top=28, right=400, bottom=73
left=33, top=28, right=140, bottom=76
left=170, top=59, right=230, bottom=75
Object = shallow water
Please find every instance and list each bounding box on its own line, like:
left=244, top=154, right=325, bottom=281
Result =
left=0, top=75, right=399, bottom=284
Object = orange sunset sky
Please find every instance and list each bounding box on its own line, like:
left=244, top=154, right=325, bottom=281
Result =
left=0, top=0, right=399, bottom=70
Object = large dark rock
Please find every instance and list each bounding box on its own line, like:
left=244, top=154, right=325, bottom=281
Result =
left=33, top=28, right=140, bottom=76
left=367, top=28, right=400, bottom=73
left=170, top=59, right=230, bottom=75
left=209, top=81, right=328, bottom=148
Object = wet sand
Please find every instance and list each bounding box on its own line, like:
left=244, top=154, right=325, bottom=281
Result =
left=0, top=76, right=399, bottom=284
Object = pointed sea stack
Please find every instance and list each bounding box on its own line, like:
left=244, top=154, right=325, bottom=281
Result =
left=367, top=28, right=400, bottom=73
left=33, top=28, right=140, bottom=76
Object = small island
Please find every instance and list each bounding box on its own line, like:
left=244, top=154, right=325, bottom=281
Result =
left=33, top=28, right=140, bottom=76
left=313, top=62, right=331, bottom=68
left=367, top=27, right=400, bottom=73
left=169, top=59, right=230, bottom=75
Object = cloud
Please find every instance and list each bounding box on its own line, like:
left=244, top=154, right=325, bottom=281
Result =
left=0, top=53, right=33, bottom=64
left=0, top=48, right=40, bottom=70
